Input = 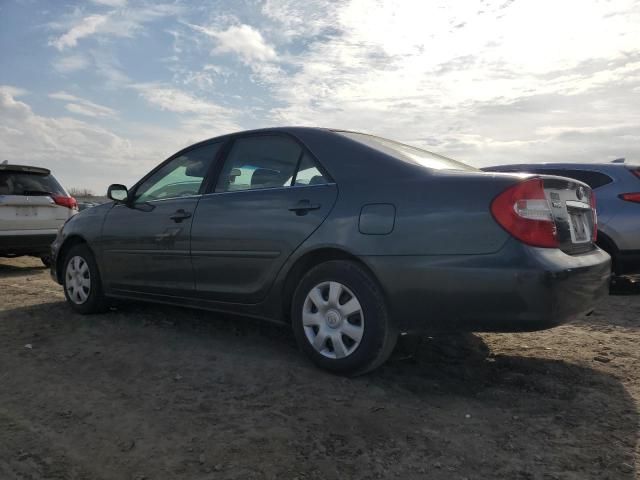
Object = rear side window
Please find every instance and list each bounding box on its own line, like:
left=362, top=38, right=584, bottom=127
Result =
left=535, top=169, right=613, bottom=189
left=215, top=135, right=303, bottom=192
left=0, top=172, right=66, bottom=196
left=293, top=153, right=328, bottom=186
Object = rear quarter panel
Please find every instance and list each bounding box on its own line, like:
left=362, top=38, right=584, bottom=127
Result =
left=306, top=170, right=519, bottom=256
left=265, top=167, right=524, bottom=323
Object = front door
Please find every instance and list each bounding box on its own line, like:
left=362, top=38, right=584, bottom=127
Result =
left=191, top=134, right=338, bottom=303
left=101, top=141, right=222, bottom=296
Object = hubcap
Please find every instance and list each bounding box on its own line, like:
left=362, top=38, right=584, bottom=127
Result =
left=326, top=310, right=341, bottom=328
left=302, top=281, right=364, bottom=359
left=65, top=255, right=91, bottom=305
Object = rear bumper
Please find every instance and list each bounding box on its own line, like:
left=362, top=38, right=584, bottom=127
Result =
left=0, top=232, right=56, bottom=256
left=363, top=240, right=611, bottom=334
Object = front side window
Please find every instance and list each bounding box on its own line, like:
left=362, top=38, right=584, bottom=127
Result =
left=135, top=142, right=221, bottom=202
left=215, top=135, right=303, bottom=193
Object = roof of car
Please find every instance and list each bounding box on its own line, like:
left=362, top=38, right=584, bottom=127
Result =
left=200, top=126, right=329, bottom=140
left=0, top=164, right=51, bottom=175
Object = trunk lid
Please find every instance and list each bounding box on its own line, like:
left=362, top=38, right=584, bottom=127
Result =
left=0, top=194, right=70, bottom=232
left=540, top=175, right=596, bottom=254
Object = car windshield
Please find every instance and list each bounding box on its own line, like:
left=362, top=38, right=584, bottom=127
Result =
left=0, top=171, right=66, bottom=196
left=336, top=131, right=476, bottom=172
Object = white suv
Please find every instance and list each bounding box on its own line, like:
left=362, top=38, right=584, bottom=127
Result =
left=0, top=164, right=78, bottom=266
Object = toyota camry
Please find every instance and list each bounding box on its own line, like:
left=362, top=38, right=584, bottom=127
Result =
left=50, top=127, right=611, bottom=375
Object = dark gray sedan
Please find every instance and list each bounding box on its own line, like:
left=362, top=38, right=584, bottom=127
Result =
left=51, top=128, right=611, bottom=375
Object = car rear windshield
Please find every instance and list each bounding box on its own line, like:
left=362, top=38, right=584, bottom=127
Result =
left=336, top=131, right=477, bottom=171
left=0, top=171, right=66, bottom=196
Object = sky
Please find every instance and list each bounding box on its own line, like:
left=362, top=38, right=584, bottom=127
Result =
left=0, top=0, right=639, bottom=194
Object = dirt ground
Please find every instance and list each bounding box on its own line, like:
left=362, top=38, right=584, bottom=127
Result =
left=0, top=257, right=638, bottom=480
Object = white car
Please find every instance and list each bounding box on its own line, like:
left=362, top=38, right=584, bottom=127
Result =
left=0, top=164, right=77, bottom=266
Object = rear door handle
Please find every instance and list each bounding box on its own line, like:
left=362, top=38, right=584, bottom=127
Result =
left=169, top=209, right=192, bottom=223
left=289, top=200, right=321, bottom=216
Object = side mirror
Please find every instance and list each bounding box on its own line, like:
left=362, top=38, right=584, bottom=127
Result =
left=107, top=184, right=129, bottom=203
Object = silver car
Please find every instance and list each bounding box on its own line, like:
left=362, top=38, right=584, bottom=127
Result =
left=0, top=164, right=78, bottom=266
left=484, top=161, right=640, bottom=275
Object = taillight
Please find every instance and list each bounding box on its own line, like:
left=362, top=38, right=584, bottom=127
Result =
left=619, top=192, right=640, bottom=203
left=629, top=168, right=640, bottom=179
left=491, top=178, right=558, bottom=248
left=590, top=190, right=597, bottom=242
left=52, top=195, right=78, bottom=209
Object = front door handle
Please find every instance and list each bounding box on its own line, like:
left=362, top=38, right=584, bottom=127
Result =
left=169, top=209, right=192, bottom=223
left=289, top=200, right=321, bottom=216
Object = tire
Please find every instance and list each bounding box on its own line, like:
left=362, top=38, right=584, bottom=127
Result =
left=62, top=244, right=108, bottom=314
left=291, top=260, right=398, bottom=376
left=40, top=255, right=52, bottom=268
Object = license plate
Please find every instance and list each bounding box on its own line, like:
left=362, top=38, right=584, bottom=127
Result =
left=569, top=212, right=589, bottom=243
left=16, top=206, right=38, bottom=217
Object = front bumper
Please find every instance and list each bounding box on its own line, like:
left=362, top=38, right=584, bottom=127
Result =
left=363, top=239, right=611, bottom=334
left=0, top=232, right=57, bottom=257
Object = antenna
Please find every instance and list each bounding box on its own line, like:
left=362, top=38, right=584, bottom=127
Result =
left=611, top=158, right=625, bottom=163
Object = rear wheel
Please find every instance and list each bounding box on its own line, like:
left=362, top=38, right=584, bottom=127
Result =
left=292, top=260, right=397, bottom=376
left=62, top=244, right=107, bottom=314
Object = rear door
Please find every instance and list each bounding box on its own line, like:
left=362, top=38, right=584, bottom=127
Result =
left=191, top=134, right=338, bottom=303
left=101, top=141, right=222, bottom=296
left=0, top=168, right=72, bottom=236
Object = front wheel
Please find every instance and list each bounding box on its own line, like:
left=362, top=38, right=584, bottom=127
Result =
left=62, top=244, right=108, bottom=314
left=291, top=260, right=397, bottom=376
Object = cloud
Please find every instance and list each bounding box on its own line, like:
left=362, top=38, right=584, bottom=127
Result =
left=0, top=86, right=135, bottom=191
left=50, top=14, right=108, bottom=51
left=132, top=84, right=230, bottom=115
left=7, top=0, right=640, bottom=192
left=131, top=84, right=241, bottom=136
left=189, top=23, right=277, bottom=66
left=261, top=0, right=337, bottom=41
left=0, top=85, right=28, bottom=98
left=52, top=54, right=91, bottom=73
left=170, top=64, right=233, bottom=91
left=248, top=0, right=640, bottom=167
left=49, top=91, right=117, bottom=118
left=90, top=0, right=127, bottom=6
left=90, top=49, right=131, bottom=87
left=48, top=3, right=183, bottom=51
left=0, top=85, right=231, bottom=192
